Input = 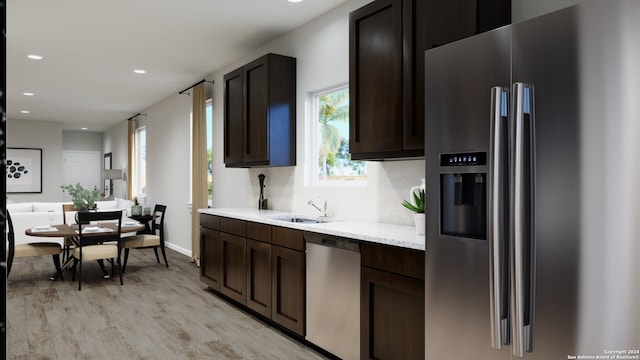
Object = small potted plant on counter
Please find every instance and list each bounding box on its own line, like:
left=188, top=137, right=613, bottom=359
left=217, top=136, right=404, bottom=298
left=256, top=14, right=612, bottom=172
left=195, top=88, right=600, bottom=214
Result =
left=402, top=188, right=425, bottom=235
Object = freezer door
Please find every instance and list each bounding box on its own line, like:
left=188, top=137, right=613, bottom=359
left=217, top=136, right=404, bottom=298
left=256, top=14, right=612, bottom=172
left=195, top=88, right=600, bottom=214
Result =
left=425, top=26, right=511, bottom=359
left=510, top=6, right=580, bottom=359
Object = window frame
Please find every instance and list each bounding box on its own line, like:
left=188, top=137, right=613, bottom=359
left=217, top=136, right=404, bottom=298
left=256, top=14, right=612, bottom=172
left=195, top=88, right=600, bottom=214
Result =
left=134, top=126, right=146, bottom=197
left=206, top=99, right=213, bottom=206
left=307, top=83, right=367, bottom=188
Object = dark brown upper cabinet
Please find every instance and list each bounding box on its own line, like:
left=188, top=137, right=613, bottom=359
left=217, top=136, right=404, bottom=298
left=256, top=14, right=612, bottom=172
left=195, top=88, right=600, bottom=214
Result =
left=349, top=0, right=510, bottom=161
left=223, top=53, right=296, bottom=167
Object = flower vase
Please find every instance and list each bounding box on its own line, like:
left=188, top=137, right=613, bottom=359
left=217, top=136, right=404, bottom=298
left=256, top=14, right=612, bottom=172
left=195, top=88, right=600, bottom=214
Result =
left=414, top=213, right=425, bottom=235
left=75, top=209, right=91, bottom=225
left=131, top=205, right=142, bottom=216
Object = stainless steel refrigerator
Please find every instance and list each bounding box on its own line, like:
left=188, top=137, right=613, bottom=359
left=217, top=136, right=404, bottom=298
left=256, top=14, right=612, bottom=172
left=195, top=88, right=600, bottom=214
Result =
left=425, top=1, right=640, bottom=358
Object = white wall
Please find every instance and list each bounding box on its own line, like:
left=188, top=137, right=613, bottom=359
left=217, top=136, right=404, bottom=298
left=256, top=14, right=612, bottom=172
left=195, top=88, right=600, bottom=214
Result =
left=104, top=96, right=193, bottom=255
left=63, top=130, right=103, bottom=151
left=136, top=94, right=193, bottom=255
left=6, top=119, right=64, bottom=202
left=102, top=120, right=129, bottom=199
left=209, top=0, right=424, bottom=225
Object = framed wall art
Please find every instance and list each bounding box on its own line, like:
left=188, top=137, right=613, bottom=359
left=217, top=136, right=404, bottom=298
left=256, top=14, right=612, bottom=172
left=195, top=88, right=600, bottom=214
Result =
left=7, top=147, right=43, bottom=193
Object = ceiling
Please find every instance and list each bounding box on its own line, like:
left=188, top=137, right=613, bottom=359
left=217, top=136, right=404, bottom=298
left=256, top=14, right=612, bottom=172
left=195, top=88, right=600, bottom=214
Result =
left=7, top=0, right=351, bottom=132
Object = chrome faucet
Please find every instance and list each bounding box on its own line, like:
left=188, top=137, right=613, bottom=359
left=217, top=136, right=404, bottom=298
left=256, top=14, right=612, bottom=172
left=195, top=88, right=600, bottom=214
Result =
left=308, top=200, right=327, bottom=217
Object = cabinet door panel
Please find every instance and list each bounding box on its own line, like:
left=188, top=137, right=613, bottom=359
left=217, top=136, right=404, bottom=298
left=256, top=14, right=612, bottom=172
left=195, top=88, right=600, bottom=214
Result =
left=246, top=239, right=272, bottom=318
left=478, top=0, right=511, bottom=33
left=272, top=246, right=305, bottom=336
left=243, top=56, right=269, bottom=164
left=200, top=228, right=221, bottom=291
left=220, top=232, right=246, bottom=304
left=361, top=267, right=424, bottom=360
left=349, top=0, right=403, bottom=156
left=224, top=67, right=244, bottom=166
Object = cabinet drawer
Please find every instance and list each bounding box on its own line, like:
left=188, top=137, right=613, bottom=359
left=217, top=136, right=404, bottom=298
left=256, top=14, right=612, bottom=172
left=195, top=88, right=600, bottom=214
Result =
left=361, top=242, right=425, bottom=280
left=200, top=214, right=220, bottom=230
left=272, top=226, right=304, bottom=251
left=247, top=221, right=271, bottom=243
left=220, top=217, right=246, bottom=237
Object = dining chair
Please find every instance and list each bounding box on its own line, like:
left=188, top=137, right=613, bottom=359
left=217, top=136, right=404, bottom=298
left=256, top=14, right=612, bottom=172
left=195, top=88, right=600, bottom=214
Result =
left=61, top=203, right=77, bottom=264
left=71, top=210, right=123, bottom=290
left=6, top=210, right=64, bottom=280
left=121, top=204, right=168, bottom=273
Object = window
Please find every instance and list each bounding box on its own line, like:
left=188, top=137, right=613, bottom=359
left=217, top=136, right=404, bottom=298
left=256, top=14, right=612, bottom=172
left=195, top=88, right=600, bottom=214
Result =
left=310, top=84, right=366, bottom=185
left=206, top=99, right=213, bottom=206
left=190, top=99, right=213, bottom=207
left=134, top=126, right=146, bottom=196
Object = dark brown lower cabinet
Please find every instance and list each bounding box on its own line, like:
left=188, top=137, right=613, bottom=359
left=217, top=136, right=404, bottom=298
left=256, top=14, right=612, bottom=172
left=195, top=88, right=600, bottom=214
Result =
left=361, top=242, right=425, bottom=360
left=361, top=267, right=425, bottom=360
left=271, top=245, right=305, bottom=336
left=200, top=215, right=305, bottom=338
left=200, top=227, right=221, bottom=291
left=220, top=232, right=246, bottom=305
left=246, top=239, right=272, bottom=318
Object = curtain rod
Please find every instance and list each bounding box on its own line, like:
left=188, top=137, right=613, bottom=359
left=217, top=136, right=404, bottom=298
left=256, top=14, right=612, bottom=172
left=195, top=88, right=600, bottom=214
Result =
left=178, top=79, right=214, bottom=95
left=127, top=113, right=147, bottom=121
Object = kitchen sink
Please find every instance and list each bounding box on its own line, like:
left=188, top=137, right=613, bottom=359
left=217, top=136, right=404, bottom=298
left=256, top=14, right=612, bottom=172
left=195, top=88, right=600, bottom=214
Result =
left=270, top=215, right=333, bottom=224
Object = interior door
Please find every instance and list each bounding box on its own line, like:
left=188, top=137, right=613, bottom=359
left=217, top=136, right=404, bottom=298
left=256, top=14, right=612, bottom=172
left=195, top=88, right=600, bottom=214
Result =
left=62, top=151, right=101, bottom=201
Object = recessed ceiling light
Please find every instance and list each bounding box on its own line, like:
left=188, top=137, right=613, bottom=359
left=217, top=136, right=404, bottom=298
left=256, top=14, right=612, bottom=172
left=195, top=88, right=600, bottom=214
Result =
left=81, top=127, right=88, bottom=130
left=134, top=69, right=146, bottom=74
left=20, top=110, right=30, bottom=114
left=23, top=92, right=34, bottom=96
left=288, top=0, right=303, bottom=2
left=27, top=54, right=43, bottom=60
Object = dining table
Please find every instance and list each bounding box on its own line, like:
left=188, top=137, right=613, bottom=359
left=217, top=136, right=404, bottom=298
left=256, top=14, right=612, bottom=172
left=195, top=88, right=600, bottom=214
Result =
left=25, top=220, right=145, bottom=280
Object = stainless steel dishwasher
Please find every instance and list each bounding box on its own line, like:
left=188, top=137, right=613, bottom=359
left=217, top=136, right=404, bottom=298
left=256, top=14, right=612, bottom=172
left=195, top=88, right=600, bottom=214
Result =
left=305, top=232, right=360, bottom=360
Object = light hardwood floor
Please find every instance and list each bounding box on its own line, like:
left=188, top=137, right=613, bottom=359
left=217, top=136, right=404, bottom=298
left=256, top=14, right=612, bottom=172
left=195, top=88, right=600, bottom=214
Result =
left=6, top=247, right=329, bottom=360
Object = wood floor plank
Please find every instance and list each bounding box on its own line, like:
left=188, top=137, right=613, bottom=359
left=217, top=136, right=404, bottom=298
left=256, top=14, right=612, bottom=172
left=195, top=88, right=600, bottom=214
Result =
left=7, top=248, right=330, bottom=359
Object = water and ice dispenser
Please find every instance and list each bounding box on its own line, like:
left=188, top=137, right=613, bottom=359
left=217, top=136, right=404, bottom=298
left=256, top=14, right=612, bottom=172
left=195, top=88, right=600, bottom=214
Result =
left=439, top=152, right=487, bottom=240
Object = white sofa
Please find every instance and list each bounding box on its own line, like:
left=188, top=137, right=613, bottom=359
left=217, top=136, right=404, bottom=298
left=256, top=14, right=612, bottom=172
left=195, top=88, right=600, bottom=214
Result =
left=7, top=198, right=135, bottom=245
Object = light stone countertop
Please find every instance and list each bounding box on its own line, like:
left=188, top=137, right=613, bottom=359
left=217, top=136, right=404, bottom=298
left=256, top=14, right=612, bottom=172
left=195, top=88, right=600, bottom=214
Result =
left=198, top=207, right=425, bottom=251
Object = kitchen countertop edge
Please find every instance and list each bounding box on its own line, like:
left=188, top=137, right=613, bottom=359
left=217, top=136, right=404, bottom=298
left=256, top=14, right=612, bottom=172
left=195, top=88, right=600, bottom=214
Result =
left=198, top=208, right=425, bottom=251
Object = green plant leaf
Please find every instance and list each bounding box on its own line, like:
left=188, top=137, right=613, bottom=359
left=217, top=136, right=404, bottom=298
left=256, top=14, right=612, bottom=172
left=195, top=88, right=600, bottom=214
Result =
left=401, top=189, right=425, bottom=213
left=61, top=183, right=102, bottom=210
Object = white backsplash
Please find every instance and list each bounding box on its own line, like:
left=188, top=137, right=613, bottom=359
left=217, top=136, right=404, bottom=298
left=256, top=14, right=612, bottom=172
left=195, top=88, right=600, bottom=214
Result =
left=243, top=159, right=425, bottom=226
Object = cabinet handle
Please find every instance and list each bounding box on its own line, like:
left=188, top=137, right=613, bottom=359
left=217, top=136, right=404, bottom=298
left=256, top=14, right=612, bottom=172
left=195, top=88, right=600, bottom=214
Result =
left=321, top=238, right=337, bottom=247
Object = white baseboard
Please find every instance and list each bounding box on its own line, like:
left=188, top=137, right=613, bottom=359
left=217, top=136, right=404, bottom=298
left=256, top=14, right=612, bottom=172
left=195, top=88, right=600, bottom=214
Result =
left=165, top=242, right=192, bottom=258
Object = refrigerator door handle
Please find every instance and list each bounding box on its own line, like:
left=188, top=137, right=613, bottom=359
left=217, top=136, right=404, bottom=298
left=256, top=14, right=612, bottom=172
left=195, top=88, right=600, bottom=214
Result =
left=489, top=86, right=510, bottom=350
left=511, top=83, right=536, bottom=358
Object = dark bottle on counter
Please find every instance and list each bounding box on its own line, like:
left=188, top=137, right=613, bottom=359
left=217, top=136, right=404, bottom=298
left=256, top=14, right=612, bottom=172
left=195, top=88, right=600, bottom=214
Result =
left=258, top=174, right=268, bottom=210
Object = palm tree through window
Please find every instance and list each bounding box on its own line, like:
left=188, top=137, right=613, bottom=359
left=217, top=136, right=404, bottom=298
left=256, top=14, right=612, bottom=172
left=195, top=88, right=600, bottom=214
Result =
left=314, top=85, right=366, bottom=183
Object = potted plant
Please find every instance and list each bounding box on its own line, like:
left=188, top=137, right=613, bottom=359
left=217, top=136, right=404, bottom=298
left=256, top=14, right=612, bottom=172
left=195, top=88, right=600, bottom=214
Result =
left=61, top=183, right=101, bottom=211
left=402, top=189, right=425, bottom=235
